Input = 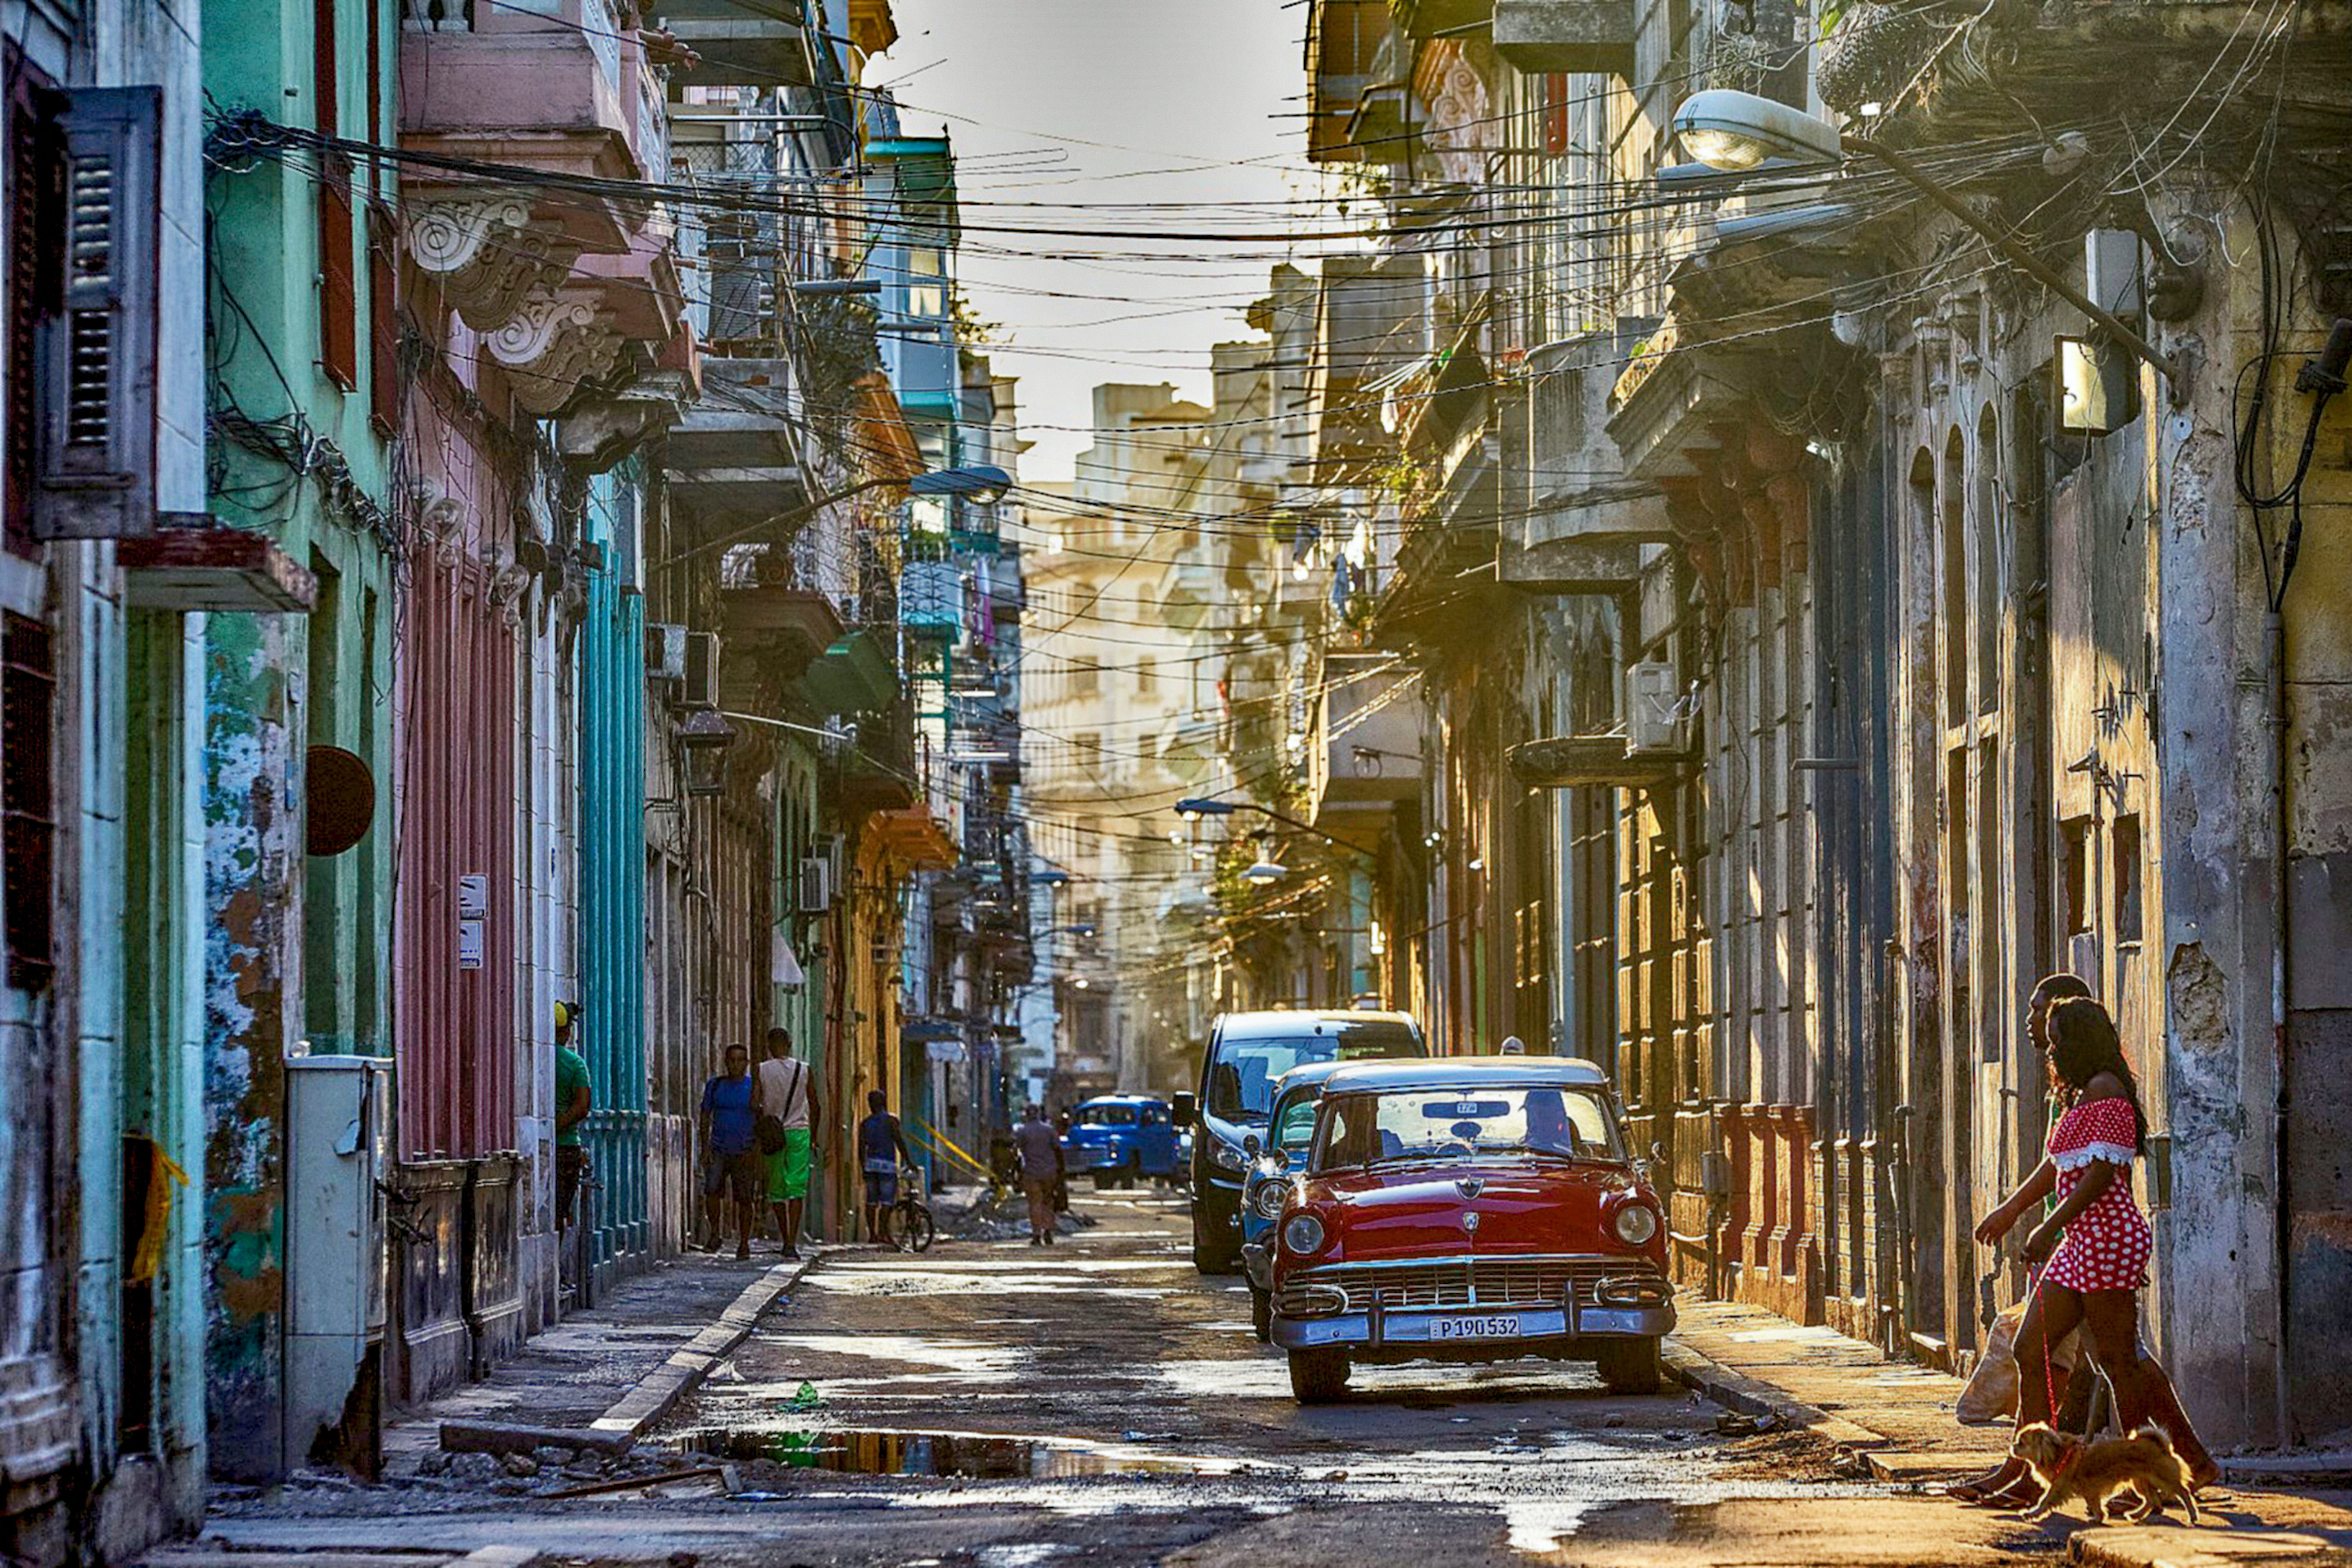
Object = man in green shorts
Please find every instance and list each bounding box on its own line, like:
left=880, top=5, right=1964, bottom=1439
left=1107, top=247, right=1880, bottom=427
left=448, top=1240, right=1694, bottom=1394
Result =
left=755, top=1026, right=817, bottom=1258
left=554, top=1001, right=592, bottom=1227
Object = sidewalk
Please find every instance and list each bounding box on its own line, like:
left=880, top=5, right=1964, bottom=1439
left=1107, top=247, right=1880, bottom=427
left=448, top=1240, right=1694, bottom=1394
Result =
left=1667, top=1297, right=2352, bottom=1567
left=380, top=1247, right=825, bottom=1472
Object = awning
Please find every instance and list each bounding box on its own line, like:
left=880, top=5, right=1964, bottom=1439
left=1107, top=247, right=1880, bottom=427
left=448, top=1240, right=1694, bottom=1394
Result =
left=799, top=629, right=898, bottom=715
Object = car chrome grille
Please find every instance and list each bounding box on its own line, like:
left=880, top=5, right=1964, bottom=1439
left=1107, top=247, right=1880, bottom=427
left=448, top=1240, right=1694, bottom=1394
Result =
left=1275, top=1256, right=1665, bottom=1317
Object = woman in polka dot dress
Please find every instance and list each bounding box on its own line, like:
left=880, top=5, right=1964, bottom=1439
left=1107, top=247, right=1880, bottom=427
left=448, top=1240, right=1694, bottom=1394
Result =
left=1951, top=993, right=2216, bottom=1506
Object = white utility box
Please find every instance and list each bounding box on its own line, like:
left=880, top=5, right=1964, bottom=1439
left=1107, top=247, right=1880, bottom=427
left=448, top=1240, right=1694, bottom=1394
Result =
left=282, top=1052, right=390, bottom=1474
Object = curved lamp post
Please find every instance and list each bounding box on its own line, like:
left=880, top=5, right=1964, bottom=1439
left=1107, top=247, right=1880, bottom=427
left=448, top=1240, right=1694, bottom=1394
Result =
left=1668, top=89, right=2188, bottom=392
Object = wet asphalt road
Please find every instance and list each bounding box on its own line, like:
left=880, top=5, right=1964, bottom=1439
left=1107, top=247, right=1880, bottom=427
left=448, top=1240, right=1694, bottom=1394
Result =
left=647, top=1189, right=2073, bottom=1567
left=194, top=1189, right=2081, bottom=1567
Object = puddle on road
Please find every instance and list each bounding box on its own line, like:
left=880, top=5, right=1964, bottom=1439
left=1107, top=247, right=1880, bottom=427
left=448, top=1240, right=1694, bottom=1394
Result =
left=678, top=1426, right=1246, bottom=1480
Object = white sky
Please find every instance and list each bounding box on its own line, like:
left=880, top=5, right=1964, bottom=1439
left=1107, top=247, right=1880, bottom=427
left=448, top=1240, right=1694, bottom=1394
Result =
left=873, top=1, right=1315, bottom=480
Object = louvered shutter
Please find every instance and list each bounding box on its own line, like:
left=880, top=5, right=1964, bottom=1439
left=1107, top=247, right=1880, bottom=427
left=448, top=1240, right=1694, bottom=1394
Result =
left=33, top=87, right=160, bottom=540
left=368, top=204, right=399, bottom=437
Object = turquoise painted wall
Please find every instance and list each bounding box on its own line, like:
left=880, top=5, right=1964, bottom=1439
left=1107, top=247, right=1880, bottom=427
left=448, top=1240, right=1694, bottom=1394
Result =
left=199, top=0, right=399, bottom=1478
left=579, top=476, right=648, bottom=1272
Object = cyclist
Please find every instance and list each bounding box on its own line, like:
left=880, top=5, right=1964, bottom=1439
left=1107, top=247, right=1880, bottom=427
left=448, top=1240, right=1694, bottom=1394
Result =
left=858, top=1090, right=916, bottom=1243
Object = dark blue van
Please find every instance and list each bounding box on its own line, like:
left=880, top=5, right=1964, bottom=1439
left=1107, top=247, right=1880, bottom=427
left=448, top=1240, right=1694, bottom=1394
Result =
left=1060, top=1094, right=1178, bottom=1189
left=1176, top=1009, right=1428, bottom=1272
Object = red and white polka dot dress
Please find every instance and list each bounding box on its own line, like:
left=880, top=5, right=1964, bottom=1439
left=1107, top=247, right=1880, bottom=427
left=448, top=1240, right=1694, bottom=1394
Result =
left=2044, top=1097, right=2152, bottom=1292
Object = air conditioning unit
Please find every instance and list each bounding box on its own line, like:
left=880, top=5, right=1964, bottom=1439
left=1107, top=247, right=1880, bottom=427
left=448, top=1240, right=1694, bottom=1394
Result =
left=1627, top=660, right=1688, bottom=754
left=682, top=632, right=721, bottom=709
left=33, top=88, right=162, bottom=540
left=797, top=855, right=833, bottom=914
left=815, top=832, right=845, bottom=892
left=645, top=623, right=686, bottom=680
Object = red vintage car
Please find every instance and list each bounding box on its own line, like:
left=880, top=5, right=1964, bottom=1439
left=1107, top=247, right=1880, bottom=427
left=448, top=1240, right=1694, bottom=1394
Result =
left=1267, top=1057, right=1675, bottom=1403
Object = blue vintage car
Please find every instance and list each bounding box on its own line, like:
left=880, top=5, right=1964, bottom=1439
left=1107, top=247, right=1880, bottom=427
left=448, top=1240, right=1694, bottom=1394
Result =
left=1239, top=1061, right=1350, bottom=1341
left=1061, top=1095, right=1179, bottom=1189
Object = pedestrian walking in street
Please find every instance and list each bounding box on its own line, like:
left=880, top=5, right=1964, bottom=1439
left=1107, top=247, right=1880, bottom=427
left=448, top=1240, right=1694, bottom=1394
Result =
left=554, top=1002, right=592, bottom=1228
left=755, top=1027, right=817, bottom=1259
left=698, top=1044, right=760, bottom=1259
left=858, top=1090, right=916, bottom=1242
left=1013, top=1102, right=1065, bottom=1246
left=1953, top=989, right=2217, bottom=1505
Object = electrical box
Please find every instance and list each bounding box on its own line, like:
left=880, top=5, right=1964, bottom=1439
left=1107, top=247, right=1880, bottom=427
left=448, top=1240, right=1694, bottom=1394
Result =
left=2083, top=228, right=2145, bottom=321
left=682, top=632, right=722, bottom=709
left=282, top=1052, right=390, bottom=1478
left=1626, top=661, right=1687, bottom=753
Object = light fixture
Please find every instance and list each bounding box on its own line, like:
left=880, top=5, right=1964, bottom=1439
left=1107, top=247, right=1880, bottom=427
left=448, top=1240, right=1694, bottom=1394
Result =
left=1244, top=833, right=1288, bottom=886
left=1670, top=88, right=1843, bottom=171
left=1073, top=977, right=1091, bottom=989
left=677, top=710, right=737, bottom=798
left=1176, top=797, right=1237, bottom=821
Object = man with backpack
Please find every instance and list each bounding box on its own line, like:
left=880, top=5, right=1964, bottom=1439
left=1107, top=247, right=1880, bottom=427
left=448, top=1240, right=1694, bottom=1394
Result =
left=755, top=1026, right=817, bottom=1259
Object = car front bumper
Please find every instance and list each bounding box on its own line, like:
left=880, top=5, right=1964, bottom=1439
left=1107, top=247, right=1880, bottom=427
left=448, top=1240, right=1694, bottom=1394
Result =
left=1270, top=1298, right=1674, bottom=1350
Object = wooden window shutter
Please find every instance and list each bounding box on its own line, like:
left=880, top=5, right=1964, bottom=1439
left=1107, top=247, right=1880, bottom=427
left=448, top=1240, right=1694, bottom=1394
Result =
left=4, top=69, right=58, bottom=555
left=368, top=204, right=399, bottom=437
left=2, top=612, right=56, bottom=992
left=315, top=0, right=357, bottom=389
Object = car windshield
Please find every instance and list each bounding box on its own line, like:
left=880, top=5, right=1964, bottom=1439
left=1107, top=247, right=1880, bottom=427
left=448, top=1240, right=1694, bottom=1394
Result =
left=1312, top=1085, right=1624, bottom=1171
left=1076, top=1104, right=1138, bottom=1127
left=1270, top=1092, right=1321, bottom=1154
left=1205, top=1021, right=1423, bottom=1121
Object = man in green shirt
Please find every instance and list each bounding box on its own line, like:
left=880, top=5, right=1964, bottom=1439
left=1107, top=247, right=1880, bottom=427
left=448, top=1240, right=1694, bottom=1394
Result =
left=555, top=1000, right=592, bottom=1227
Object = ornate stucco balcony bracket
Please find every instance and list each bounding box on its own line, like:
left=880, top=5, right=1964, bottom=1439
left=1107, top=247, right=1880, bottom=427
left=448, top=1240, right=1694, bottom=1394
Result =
left=488, top=283, right=626, bottom=415
left=403, top=192, right=586, bottom=334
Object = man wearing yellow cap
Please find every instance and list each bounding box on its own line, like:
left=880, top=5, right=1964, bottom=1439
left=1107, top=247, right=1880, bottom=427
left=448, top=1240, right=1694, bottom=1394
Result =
left=555, top=1002, right=592, bottom=1227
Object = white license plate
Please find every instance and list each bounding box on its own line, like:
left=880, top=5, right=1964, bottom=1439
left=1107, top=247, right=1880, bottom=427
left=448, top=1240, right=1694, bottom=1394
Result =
left=1433, top=1314, right=1521, bottom=1340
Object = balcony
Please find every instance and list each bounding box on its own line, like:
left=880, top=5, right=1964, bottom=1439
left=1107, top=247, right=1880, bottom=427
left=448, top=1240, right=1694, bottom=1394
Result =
left=1493, top=0, right=1636, bottom=77
left=1305, top=0, right=1392, bottom=165
left=723, top=584, right=846, bottom=683
left=836, top=700, right=919, bottom=813
left=663, top=359, right=806, bottom=519
left=1317, top=656, right=1420, bottom=826
left=1501, top=330, right=1671, bottom=592
left=1390, top=0, right=1492, bottom=37
left=900, top=559, right=968, bottom=643
left=646, top=0, right=816, bottom=88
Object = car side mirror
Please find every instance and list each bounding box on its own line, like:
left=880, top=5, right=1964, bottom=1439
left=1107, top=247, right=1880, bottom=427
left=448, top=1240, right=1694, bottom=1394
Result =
left=1243, top=1133, right=1261, bottom=1158
left=1171, top=1091, right=1196, bottom=1128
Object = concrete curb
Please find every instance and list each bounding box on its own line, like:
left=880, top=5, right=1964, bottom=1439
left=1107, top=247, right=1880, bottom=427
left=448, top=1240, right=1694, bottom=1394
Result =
left=1661, top=1339, right=1894, bottom=1452
left=586, top=1252, right=824, bottom=1441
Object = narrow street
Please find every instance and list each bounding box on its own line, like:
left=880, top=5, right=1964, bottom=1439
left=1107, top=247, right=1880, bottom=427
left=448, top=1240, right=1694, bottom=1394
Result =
left=192, top=1194, right=2091, bottom=1568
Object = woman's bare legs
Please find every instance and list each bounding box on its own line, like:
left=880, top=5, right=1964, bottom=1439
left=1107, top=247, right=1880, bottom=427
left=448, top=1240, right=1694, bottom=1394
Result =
left=1952, top=1283, right=2085, bottom=1503
left=2071, top=1290, right=2218, bottom=1486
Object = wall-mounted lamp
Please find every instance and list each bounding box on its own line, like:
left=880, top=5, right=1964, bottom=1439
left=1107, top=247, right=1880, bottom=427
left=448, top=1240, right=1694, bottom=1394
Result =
left=678, top=709, right=737, bottom=798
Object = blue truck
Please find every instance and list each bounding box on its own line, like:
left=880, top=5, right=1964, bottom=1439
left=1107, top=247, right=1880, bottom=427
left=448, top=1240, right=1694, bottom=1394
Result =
left=1060, top=1094, right=1180, bottom=1189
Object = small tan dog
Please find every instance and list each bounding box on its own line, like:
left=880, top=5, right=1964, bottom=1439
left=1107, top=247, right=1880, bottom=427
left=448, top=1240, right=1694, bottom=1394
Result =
left=2011, top=1421, right=2203, bottom=1525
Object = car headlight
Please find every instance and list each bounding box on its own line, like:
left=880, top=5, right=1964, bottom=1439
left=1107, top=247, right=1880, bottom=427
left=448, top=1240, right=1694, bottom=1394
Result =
left=1250, top=1178, right=1294, bottom=1220
left=1282, top=1213, right=1326, bottom=1255
left=1612, top=1202, right=1659, bottom=1245
left=1209, top=1141, right=1249, bottom=1172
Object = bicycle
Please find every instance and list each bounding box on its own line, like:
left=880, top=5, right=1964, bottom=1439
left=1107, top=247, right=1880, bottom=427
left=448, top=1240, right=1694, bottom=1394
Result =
left=877, top=1167, right=935, bottom=1253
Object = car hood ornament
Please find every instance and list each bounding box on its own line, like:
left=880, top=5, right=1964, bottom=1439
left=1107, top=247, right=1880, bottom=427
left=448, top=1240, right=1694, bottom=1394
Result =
left=1456, top=1176, right=1486, bottom=1199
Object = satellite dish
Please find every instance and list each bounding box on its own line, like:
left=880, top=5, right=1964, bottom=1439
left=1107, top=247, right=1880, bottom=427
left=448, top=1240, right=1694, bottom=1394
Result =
left=306, top=745, right=375, bottom=857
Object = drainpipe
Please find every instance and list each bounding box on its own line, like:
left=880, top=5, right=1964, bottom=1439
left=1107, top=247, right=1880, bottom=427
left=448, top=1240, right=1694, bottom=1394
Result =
left=2267, top=610, right=2291, bottom=1448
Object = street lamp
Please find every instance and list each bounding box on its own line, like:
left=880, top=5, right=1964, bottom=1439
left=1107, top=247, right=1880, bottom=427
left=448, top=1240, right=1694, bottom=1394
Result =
left=1174, top=796, right=1370, bottom=860
left=677, top=708, right=736, bottom=797
left=656, top=464, right=1013, bottom=572
left=1667, top=89, right=2187, bottom=390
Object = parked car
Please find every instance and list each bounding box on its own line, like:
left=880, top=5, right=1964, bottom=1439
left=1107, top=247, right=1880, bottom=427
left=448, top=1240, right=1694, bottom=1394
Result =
left=1175, top=1010, right=1428, bottom=1275
left=1060, top=1094, right=1179, bottom=1189
left=1266, top=1056, right=1674, bottom=1404
left=1239, top=1060, right=1352, bottom=1341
